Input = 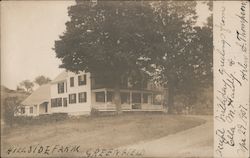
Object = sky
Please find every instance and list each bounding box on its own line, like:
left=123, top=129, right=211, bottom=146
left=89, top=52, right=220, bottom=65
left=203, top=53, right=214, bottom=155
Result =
left=1, top=1, right=210, bottom=90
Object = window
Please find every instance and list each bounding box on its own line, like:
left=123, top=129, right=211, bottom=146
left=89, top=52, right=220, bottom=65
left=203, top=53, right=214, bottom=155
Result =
left=96, top=92, right=105, bottom=102
left=79, top=92, right=87, bottom=103
left=121, top=92, right=130, bottom=104
left=143, top=93, right=149, bottom=104
left=21, top=107, right=25, bottom=114
left=70, top=77, right=74, bottom=87
left=57, top=98, right=62, bottom=107
left=30, top=107, right=33, bottom=114
left=153, top=94, right=162, bottom=105
left=51, top=99, right=56, bottom=107
left=142, top=93, right=152, bottom=104
left=78, top=74, right=86, bottom=86
left=107, top=91, right=113, bottom=102
left=132, top=93, right=141, bottom=103
left=59, top=98, right=62, bottom=106
left=51, top=98, right=62, bottom=107
left=69, top=94, right=77, bottom=104
left=58, top=82, right=64, bottom=94
left=63, top=98, right=67, bottom=107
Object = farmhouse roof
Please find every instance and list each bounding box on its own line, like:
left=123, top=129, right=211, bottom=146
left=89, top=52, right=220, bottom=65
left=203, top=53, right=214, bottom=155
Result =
left=51, top=70, right=68, bottom=83
left=21, top=84, right=50, bottom=105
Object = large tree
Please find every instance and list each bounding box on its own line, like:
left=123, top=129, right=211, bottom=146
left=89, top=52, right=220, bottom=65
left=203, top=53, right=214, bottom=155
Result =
left=139, top=1, right=213, bottom=113
left=34, top=75, right=51, bottom=86
left=54, top=1, right=155, bottom=113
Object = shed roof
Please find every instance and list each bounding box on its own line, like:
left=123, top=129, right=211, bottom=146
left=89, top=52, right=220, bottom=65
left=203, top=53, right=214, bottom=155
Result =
left=21, top=84, right=50, bottom=105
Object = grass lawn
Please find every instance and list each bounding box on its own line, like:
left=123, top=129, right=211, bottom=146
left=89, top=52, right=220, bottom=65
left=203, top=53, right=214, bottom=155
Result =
left=1, top=113, right=206, bottom=156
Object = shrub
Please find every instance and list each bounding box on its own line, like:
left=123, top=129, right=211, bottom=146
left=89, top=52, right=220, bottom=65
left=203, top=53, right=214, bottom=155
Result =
left=90, top=108, right=100, bottom=116
left=172, top=86, right=213, bottom=115
left=3, top=97, right=22, bottom=127
left=12, top=113, right=69, bottom=126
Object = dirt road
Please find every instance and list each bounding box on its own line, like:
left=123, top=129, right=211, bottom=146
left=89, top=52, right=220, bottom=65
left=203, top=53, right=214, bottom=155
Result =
left=123, top=115, right=213, bottom=158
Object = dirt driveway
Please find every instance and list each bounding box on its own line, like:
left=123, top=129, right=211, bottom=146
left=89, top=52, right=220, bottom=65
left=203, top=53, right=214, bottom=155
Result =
left=122, top=115, right=213, bottom=158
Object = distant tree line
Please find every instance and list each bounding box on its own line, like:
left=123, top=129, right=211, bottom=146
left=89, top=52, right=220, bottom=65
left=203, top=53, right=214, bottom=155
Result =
left=17, top=75, right=51, bottom=93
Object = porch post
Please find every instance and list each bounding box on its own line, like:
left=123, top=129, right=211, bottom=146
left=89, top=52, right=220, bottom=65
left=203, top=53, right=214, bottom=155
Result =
left=141, top=92, right=143, bottom=104
left=130, top=91, right=132, bottom=110
left=140, top=92, right=143, bottom=110
left=36, top=105, right=39, bottom=116
left=104, top=89, right=107, bottom=109
left=151, top=93, right=153, bottom=105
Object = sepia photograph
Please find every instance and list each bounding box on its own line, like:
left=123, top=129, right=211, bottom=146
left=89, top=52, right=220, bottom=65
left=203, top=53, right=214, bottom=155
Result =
left=0, top=0, right=233, bottom=157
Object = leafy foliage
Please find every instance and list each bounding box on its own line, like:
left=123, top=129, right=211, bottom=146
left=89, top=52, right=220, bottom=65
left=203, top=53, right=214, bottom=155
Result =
left=54, top=1, right=213, bottom=113
left=55, top=1, right=154, bottom=81
left=19, top=80, right=34, bottom=93
left=138, top=1, right=213, bottom=113
left=34, top=75, right=51, bottom=86
left=54, top=1, right=156, bottom=113
left=3, top=97, right=22, bottom=127
left=1, top=86, right=29, bottom=123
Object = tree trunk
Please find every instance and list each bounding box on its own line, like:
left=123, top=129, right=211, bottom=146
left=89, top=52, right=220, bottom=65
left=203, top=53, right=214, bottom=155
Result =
left=113, top=79, right=122, bottom=115
left=10, top=111, right=14, bottom=127
left=167, top=83, right=174, bottom=114
left=167, top=74, right=176, bottom=114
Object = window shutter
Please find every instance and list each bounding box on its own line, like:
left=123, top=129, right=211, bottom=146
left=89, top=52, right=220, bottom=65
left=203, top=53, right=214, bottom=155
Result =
left=84, top=75, right=87, bottom=85
left=84, top=92, right=87, bottom=102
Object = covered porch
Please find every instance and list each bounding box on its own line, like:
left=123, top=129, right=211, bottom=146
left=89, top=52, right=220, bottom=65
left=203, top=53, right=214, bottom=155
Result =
left=20, top=101, right=50, bottom=116
left=91, top=88, right=164, bottom=111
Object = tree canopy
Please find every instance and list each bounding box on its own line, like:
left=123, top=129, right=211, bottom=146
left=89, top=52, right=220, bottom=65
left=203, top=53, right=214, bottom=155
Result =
left=19, top=80, right=34, bottom=93
left=138, top=1, right=213, bottom=113
left=55, top=1, right=154, bottom=78
left=54, top=1, right=213, bottom=114
left=34, top=75, right=51, bottom=86
left=54, top=1, right=156, bottom=113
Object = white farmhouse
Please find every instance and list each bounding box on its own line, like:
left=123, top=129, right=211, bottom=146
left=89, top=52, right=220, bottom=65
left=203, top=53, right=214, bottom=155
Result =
left=21, top=71, right=164, bottom=116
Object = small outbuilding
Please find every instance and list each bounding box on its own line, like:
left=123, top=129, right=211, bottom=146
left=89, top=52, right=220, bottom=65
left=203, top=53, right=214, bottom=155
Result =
left=21, top=84, right=51, bottom=116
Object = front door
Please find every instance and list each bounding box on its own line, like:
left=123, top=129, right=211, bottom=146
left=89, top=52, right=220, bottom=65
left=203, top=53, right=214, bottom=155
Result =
left=132, top=93, right=142, bottom=109
left=45, top=103, right=48, bottom=113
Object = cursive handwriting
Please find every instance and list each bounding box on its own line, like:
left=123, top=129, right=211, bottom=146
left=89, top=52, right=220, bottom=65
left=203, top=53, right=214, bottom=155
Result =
left=235, top=1, right=248, bottom=43
left=215, top=127, right=236, bottom=156
left=215, top=1, right=249, bottom=157
left=215, top=6, right=231, bottom=34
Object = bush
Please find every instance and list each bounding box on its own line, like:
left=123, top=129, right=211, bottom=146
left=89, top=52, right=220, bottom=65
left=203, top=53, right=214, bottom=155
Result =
left=13, top=113, right=69, bottom=126
left=3, top=97, right=22, bottom=127
left=90, top=108, right=100, bottom=116
left=172, top=86, right=213, bottom=115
